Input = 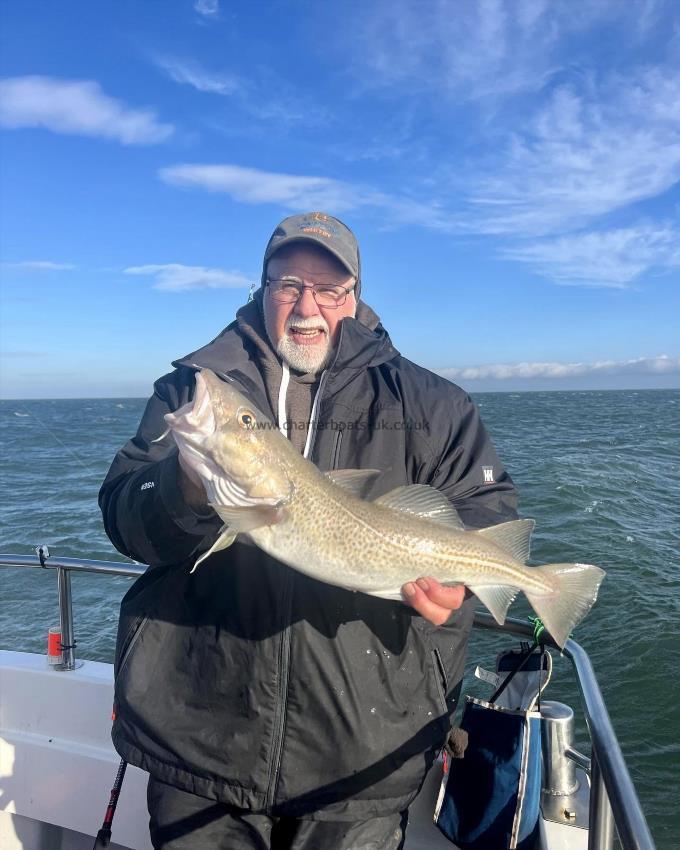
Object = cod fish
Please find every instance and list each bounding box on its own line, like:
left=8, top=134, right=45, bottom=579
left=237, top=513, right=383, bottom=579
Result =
left=165, top=369, right=605, bottom=648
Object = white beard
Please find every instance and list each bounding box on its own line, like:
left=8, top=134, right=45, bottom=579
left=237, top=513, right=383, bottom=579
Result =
left=268, top=315, right=333, bottom=374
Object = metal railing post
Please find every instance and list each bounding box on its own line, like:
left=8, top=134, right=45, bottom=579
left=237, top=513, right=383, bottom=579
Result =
left=589, top=750, right=615, bottom=850
left=56, top=566, right=76, bottom=670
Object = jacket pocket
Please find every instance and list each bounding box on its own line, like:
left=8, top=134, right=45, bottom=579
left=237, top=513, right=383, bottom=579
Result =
left=115, top=613, right=150, bottom=681
left=431, top=648, right=449, bottom=715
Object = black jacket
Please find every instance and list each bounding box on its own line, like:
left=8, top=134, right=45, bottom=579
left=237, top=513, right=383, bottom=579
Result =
left=99, top=301, right=518, bottom=821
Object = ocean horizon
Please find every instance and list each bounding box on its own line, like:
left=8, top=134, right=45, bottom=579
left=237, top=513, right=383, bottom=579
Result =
left=3, top=383, right=680, bottom=402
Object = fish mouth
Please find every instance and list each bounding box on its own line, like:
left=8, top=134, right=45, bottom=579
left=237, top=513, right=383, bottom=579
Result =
left=166, top=371, right=216, bottom=439
left=164, top=372, right=225, bottom=481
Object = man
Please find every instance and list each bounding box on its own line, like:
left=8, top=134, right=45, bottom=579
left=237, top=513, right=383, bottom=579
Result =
left=99, top=212, right=518, bottom=850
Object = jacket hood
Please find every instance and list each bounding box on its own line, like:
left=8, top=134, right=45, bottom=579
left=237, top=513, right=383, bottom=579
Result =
left=173, top=289, right=399, bottom=388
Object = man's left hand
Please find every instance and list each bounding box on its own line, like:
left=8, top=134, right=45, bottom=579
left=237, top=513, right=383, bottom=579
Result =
left=402, top=578, right=466, bottom=626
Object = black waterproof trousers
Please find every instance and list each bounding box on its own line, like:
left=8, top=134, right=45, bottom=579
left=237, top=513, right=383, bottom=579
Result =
left=148, top=778, right=408, bottom=850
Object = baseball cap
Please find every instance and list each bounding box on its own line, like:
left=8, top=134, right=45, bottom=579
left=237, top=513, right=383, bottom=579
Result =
left=263, top=212, right=361, bottom=298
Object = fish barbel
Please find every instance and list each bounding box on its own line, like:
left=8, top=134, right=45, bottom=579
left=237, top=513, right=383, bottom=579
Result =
left=165, top=369, right=605, bottom=648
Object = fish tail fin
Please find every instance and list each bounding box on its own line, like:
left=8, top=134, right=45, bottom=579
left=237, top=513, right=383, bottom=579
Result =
left=526, top=563, right=605, bottom=649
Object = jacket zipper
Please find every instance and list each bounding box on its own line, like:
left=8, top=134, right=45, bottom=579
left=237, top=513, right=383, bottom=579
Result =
left=266, top=368, right=330, bottom=807
left=331, top=428, right=343, bottom=470
left=431, top=648, right=449, bottom=715
left=265, top=570, right=294, bottom=807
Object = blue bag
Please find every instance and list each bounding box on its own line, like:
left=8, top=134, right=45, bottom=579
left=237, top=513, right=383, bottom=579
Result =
left=434, top=646, right=551, bottom=850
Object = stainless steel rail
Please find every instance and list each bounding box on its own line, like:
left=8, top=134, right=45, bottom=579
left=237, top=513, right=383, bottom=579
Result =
left=0, top=550, right=143, bottom=670
left=0, top=553, right=657, bottom=850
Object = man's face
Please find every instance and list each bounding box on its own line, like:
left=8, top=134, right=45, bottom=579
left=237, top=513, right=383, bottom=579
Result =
left=263, top=243, right=356, bottom=373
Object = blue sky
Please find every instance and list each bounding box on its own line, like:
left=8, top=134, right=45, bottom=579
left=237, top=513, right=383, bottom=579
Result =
left=1, top=0, right=679, bottom=398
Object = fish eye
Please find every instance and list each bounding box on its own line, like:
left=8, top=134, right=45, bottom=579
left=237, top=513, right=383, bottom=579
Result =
left=237, top=408, right=257, bottom=429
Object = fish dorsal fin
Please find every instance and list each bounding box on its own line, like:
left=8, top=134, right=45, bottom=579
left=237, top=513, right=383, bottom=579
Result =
left=374, top=484, right=465, bottom=529
left=325, top=469, right=382, bottom=498
left=475, top=518, right=535, bottom=564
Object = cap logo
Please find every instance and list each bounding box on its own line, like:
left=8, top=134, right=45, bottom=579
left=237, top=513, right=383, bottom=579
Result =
left=297, top=213, right=339, bottom=239
left=300, top=225, right=332, bottom=238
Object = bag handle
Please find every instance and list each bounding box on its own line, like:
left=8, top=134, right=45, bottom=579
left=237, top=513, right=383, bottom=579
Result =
left=489, top=642, right=539, bottom=705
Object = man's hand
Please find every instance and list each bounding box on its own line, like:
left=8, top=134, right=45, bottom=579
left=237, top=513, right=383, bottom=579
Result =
left=402, top=578, right=465, bottom=626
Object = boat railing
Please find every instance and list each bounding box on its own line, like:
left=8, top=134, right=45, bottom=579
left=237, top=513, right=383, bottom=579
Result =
left=0, top=548, right=656, bottom=850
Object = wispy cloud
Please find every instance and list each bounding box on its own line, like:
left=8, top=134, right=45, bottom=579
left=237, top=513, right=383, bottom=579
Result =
left=153, top=56, right=239, bottom=96
left=159, top=163, right=361, bottom=211
left=502, top=223, right=680, bottom=286
left=338, top=2, right=680, bottom=288
left=194, top=0, right=219, bottom=17
left=439, top=355, right=680, bottom=382
left=158, top=162, right=458, bottom=230
left=1, top=261, right=76, bottom=271
left=124, top=264, right=253, bottom=291
left=157, top=156, right=677, bottom=288
left=351, top=0, right=624, bottom=102
left=467, top=69, right=680, bottom=237
left=152, top=56, right=330, bottom=128
left=0, top=76, right=173, bottom=144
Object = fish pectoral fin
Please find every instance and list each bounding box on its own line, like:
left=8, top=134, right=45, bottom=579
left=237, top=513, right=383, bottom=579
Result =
left=325, top=469, right=382, bottom=498
left=190, top=502, right=283, bottom=573
left=468, top=584, right=519, bottom=624
left=374, top=485, right=465, bottom=529
left=474, top=518, right=535, bottom=564
left=191, top=526, right=237, bottom=573
left=211, top=504, right=283, bottom=533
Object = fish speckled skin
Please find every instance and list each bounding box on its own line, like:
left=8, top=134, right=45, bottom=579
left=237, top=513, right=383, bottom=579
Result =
left=165, top=369, right=605, bottom=648
left=250, top=464, right=549, bottom=599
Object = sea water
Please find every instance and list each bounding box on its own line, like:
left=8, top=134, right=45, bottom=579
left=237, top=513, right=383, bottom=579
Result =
left=1, top=389, right=678, bottom=848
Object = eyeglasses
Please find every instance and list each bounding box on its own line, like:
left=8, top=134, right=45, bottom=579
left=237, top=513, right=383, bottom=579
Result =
left=266, top=277, right=356, bottom=308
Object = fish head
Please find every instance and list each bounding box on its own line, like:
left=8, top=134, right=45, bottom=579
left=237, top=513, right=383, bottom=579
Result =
left=164, top=369, right=292, bottom=507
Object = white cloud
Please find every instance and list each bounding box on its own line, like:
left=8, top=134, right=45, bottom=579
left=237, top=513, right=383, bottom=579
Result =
left=194, top=0, right=219, bottom=16
left=158, top=147, right=678, bottom=286
left=159, top=163, right=364, bottom=211
left=467, top=69, right=680, bottom=237
left=503, top=223, right=680, bottom=286
left=124, top=264, right=253, bottom=292
left=0, top=76, right=174, bottom=144
left=439, top=355, right=680, bottom=381
left=153, top=57, right=239, bottom=96
left=281, top=0, right=680, bottom=292
left=351, top=0, right=622, bottom=101
left=346, top=2, right=680, bottom=227
left=158, top=163, right=459, bottom=230
left=152, top=56, right=330, bottom=128
left=1, top=261, right=75, bottom=271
